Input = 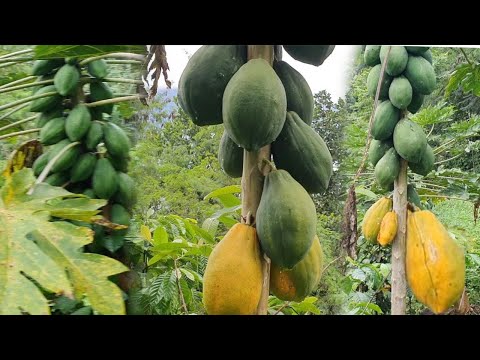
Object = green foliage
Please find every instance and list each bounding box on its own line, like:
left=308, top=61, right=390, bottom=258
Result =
left=34, top=45, right=146, bottom=59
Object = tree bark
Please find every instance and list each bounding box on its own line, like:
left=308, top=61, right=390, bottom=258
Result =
left=241, top=45, right=274, bottom=315
left=391, top=158, right=408, bottom=315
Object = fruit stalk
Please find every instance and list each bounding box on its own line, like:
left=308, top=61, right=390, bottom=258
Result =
left=391, top=158, right=408, bottom=314
left=242, top=45, right=274, bottom=315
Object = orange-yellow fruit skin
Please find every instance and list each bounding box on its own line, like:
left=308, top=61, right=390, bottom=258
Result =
left=377, top=211, right=398, bottom=246
left=406, top=210, right=465, bottom=314
left=202, top=223, right=263, bottom=315
left=269, top=235, right=323, bottom=302
left=362, top=197, right=393, bottom=243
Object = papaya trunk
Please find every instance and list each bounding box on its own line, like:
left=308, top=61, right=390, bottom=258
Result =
left=241, top=45, right=274, bottom=315
left=391, top=158, right=408, bottom=314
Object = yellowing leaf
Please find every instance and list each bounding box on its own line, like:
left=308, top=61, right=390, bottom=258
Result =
left=140, top=225, right=152, bottom=242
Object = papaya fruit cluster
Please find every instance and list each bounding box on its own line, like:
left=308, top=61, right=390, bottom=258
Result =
left=178, top=45, right=335, bottom=314
left=29, top=58, right=136, bottom=253
left=364, top=46, right=436, bottom=190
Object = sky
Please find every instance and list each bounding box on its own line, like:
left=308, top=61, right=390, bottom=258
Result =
left=162, top=45, right=358, bottom=102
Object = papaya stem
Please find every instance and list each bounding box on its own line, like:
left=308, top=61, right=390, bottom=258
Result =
left=0, top=56, right=34, bottom=64
left=0, top=91, right=57, bottom=112
left=0, top=128, right=40, bottom=140
left=0, top=115, right=37, bottom=132
left=85, top=95, right=142, bottom=108
left=0, top=49, right=33, bottom=59
left=79, top=53, right=145, bottom=66
left=0, top=80, right=54, bottom=94
left=0, top=76, right=36, bottom=90
left=0, top=103, right=29, bottom=122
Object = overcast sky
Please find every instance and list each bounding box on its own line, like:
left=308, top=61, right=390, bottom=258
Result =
left=163, top=45, right=358, bottom=102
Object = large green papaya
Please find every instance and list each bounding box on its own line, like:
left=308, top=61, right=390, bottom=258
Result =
left=388, top=76, right=413, bottom=110
left=364, top=45, right=381, bottom=66
left=218, top=131, right=243, bottom=178
left=368, top=138, right=393, bottom=166
left=70, top=153, right=97, bottom=183
left=271, top=111, right=332, bottom=193
left=367, top=64, right=392, bottom=99
left=372, top=100, right=400, bottom=140
left=31, top=59, right=65, bottom=76
left=273, top=60, right=314, bottom=125
left=36, top=108, right=63, bottom=128
left=375, top=148, right=400, bottom=190
left=380, top=46, right=409, bottom=76
left=44, top=172, right=69, bottom=186
left=178, top=45, right=247, bottom=126
left=89, top=82, right=114, bottom=114
left=282, top=45, right=335, bottom=66
left=393, top=118, right=427, bottom=163
left=92, top=158, right=118, bottom=199
left=270, top=235, right=323, bottom=302
left=103, top=122, right=131, bottom=158
left=32, top=152, right=50, bottom=176
left=256, top=169, right=317, bottom=269
left=39, top=117, right=66, bottom=145
left=53, top=64, right=80, bottom=96
left=409, top=144, right=435, bottom=176
left=113, top=172, right=136, bottom=208
left=85, top=121, right=103, bottom=150
left=407, top=91, right=425, bottom=114
left=87, top=59, right=108, bottom=79
left=110, top=204, right=130, bottom=236
left=107, top=153, right=129, bottom=173
left=223, top=58, right=287, bottom=151
left=406, top=46, right=429, bottom=55
left=404, top=56, right=436, bottom=95
left=421, top=49, right=433, bottom=64
left=65, top=104, right=92, bottom=141
left=30, top=85, right=63, bottom=113
left=48, top=139, right=81, bottom=173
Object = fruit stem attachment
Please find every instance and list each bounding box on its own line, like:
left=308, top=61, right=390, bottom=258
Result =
left=241, top=45, right=274, bottom=315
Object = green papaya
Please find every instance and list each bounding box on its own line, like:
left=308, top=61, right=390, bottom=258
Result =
left=85, top=122, right=103, bottom=150
left=44, top=172, right=69, bottom=187
left=101, top=234, right=125, bottom=253
left=380, top=46, right=409, bottom=76
left=282, top=45, right=335, bottom=66
left=367, top=64, right=392, bottom=99
left=36, top=108, right=63, bottom=128
left=407, top=91, right=425, bottom=114
left=407, top=184, right=424, bottom=209
left=406, top=46, right=429, bottom=55
left=110, top=203, right=130, bottom=236
left=65, top=57, right=78, bottom=65
left=107, top=153, right=129, bottom=173
left=364, top=45, right=381, bottom=66
left=48, top=140, right=81, bottom=173
left=53, top=64, right=80, bottom=96
left=369, top=138, right=393, bottom=166
left=271, top=111, right=332, bottom=193
left=218, top=131, right=243, bottom=178
left=89, top=82, right=114, bottom=114
left=92, top=158, right=118, bottom=199
left=32, top=152, right=50, bottom=176
left=421, top=49, right=433, bottom=64
left=87, top=59, right=108, bottom=79
left=30, top=85, right=63, bottom=113
left=375, top=148, right=400, bottom=189
left=178, top=45, right=247, bottom=126
left=65, top=104, right=92, bottom=141
left=83, top=188, right=96, bottom=199
left=39, top=117, right=66, bottom=145
left=70, top=153, right=97, bottom=183
left=103, top=122, right=131, bottom=158
left=113, top=172, right=136, bottom=208
left=31, top=59, right=65, bottom=76
left=393, top=118, right=427, bottom=163
left=223, top=58, right=287, bottom=151
left=372, top=100, right=400, bottom=140
left=388, top=76, right=413, bottom=110
left=404, top=56, right=436, bottom=95
left=273, top=60, right=314, bottom=125
left=409, top=144, right=435, bottom=176
left=256, top=169, right=317, bottom=269
left=89, top=106, right=104, bottom=120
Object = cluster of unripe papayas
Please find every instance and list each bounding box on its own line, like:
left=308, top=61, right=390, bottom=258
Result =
left=364, top=46, right=436, bottom=190
left=29, top=58, right=136, bottom=253
left=178, top=45, right=335, bottom=314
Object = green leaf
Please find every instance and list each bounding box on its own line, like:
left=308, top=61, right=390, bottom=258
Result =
left=34, top=45, right=146, bottom=60
left=153, top=226, right=168, bottom=245
left=202, top=218, right=219, bottom=237
left=71, top=306, right=92, bottom=315
left=218, top=215, right=238, bottom=228
left=0, top=168, right=128, bottom=315
left=204, top=185, right=241, bottom=201
left=354, top=186, right=378, bottom=200
left=180, top=268, right=195, bottom=282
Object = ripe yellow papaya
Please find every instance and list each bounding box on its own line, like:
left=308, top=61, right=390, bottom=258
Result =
left=377, top=211, right=398, bottom=246
left=203, top=223, right=262, bottom=315
left=270, top=235, right=323, bottom=302
left=362, top=197, right=393, bottom=243
left=406, top=210, right=465, bottom=314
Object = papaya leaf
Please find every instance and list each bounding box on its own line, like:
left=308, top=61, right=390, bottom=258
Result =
left=0, top=168, right=128, bottom=315
left=34, top=45, right=146, bottom=60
